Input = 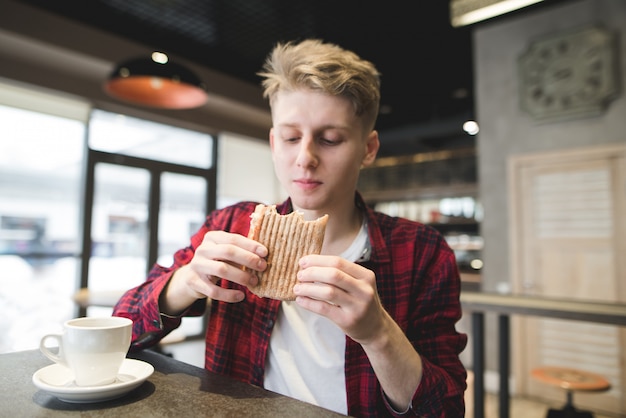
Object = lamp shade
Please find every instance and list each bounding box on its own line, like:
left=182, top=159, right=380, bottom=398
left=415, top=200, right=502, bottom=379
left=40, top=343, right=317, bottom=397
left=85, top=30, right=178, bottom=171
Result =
left=104, top=55, right=208, bottom=109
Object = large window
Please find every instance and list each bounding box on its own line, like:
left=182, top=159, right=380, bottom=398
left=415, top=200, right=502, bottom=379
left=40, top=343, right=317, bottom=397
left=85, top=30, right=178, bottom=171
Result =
left=0, top=104, right=85, bottom=353
left=0, top=99, right=216, bottom=352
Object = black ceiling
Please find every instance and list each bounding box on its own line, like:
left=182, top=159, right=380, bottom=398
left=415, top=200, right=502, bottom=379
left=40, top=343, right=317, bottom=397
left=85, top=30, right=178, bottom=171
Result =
left=15, top=0, right=474, bottom=155
left=13, top=0, right=564, bottom=155
left=14, top=0, right=563, bottom=156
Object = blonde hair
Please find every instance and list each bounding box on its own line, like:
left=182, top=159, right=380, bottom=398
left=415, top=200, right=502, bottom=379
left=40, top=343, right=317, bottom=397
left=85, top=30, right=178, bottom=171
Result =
left=258, top=39, right=381, bottom=131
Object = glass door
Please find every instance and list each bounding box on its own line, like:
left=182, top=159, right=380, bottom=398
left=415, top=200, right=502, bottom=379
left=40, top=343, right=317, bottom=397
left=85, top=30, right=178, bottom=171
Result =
left=85, top=162, right=150, bottom=317
left=81, top=110, right=216, bottom=339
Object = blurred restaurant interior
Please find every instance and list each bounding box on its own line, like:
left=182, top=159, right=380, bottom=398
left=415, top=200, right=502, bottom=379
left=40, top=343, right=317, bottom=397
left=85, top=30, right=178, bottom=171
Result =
left=0, top=0, right=624, bottom=416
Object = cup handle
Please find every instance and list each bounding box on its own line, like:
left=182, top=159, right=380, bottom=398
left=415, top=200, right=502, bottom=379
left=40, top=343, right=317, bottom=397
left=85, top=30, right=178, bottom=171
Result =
left=40, top=334, right=65, bottom=365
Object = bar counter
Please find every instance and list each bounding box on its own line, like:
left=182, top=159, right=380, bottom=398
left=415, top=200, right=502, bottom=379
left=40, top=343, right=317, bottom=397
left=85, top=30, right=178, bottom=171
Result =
left=0, top=348, right=346, bottom=417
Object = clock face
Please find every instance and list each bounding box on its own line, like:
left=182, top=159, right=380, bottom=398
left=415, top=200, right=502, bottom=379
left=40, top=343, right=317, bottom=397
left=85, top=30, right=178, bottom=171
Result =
left=518, top=26, right=619, bottom=121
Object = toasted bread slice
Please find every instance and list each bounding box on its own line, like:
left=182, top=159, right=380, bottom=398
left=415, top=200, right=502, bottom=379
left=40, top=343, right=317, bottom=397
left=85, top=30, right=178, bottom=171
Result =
left=246, top=204, right=328, bottom=300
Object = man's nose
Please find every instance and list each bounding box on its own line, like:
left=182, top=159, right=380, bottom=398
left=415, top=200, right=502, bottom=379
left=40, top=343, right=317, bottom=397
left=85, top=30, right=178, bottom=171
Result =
left=295, top=138, right=319, bottom=168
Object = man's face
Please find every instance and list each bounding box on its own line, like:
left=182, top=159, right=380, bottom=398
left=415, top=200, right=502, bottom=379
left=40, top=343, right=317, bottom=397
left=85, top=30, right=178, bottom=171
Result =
left=269, top=89, right=378, bottom=217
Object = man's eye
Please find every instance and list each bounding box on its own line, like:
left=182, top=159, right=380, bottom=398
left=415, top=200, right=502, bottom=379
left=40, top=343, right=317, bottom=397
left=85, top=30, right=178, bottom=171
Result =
left=319, top=138, right=339, bottom=146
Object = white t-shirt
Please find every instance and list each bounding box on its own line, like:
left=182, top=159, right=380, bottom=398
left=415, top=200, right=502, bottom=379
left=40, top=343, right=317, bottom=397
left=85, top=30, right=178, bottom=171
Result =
left=263, top=222, right=369, bottom=414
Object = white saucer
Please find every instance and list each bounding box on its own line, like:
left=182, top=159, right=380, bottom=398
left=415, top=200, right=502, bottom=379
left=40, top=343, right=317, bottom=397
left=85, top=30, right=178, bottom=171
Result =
left=32, top=358, right=154, bottom=403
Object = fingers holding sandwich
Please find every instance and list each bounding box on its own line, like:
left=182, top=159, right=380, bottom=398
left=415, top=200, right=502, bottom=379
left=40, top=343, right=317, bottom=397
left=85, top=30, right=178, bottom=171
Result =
left=165, top=230, right=268, bottom=307
left=196, top=230, right=268, bottom=282
left=294, top=254, right=385, bottom=343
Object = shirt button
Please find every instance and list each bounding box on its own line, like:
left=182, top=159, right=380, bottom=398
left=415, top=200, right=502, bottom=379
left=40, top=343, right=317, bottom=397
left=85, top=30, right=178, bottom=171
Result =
left=152, top=319, right=160, bottom=328
left=266, top=319, right=274, bottom=329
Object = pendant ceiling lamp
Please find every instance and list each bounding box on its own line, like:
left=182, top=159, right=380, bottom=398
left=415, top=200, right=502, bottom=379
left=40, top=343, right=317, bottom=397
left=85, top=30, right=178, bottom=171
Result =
left=104, top=52, right=208, bottom=109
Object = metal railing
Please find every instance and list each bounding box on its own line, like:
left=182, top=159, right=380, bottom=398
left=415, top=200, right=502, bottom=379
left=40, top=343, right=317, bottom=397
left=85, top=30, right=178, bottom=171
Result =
left=460, top=292, right=626, bottom=418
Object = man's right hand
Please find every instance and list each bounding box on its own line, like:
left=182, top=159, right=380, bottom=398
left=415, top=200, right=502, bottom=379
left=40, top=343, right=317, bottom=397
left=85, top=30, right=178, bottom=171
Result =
left=160, top=230, right=268, bottom=315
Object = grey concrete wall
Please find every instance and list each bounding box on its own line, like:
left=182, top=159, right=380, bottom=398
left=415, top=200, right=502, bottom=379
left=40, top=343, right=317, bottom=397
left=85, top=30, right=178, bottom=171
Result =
left=471, top=0, right=626, bottom=375
left=475, top=0, right=626, bottom=294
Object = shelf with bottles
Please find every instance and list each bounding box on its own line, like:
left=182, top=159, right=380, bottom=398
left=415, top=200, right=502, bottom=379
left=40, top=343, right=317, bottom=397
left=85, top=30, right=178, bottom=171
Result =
left=372, top=196, right=482, bottom=233
left=372, top=195, right=484, bottom=278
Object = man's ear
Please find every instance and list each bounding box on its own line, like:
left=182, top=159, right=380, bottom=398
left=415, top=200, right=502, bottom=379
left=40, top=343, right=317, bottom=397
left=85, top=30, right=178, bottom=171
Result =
left=269, top=128, right=275, bottom=151
left=362, top=130, right=380, bottom=167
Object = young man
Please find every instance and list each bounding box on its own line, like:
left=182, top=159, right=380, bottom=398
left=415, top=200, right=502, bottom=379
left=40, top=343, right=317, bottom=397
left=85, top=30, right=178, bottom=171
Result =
left=113, top=39, right=467, bottom=417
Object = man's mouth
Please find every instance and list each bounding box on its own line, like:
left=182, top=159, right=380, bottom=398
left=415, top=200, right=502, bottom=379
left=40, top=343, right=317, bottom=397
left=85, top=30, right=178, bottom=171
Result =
left=294, top=178, right=321, bottom=190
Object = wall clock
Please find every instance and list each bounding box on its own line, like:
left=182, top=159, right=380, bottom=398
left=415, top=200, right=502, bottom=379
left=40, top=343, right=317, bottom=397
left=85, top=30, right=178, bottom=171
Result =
left=518, top=26, right=620, bottom=121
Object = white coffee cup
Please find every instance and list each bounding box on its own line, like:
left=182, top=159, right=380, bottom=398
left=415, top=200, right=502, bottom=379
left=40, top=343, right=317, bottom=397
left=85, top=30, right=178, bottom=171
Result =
left=40, top=316, right=132, bottom=387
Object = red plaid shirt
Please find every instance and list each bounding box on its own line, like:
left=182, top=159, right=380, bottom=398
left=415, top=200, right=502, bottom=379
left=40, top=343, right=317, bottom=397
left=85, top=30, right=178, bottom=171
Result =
left=113, top=193, right=467, bottom=417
